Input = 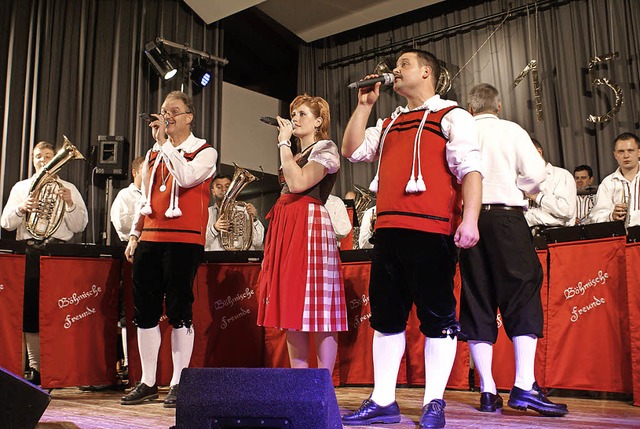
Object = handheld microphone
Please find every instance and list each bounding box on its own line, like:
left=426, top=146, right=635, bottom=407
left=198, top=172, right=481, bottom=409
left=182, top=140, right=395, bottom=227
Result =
left=259, top=116, right=279, bottom=126
left=139, top=113, right=154, bottom=122
left=348, top=73, right=395, bottom=90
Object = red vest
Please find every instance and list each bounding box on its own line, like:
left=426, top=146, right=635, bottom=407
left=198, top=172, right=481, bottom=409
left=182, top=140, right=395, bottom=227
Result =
left=375, top=106, right=462, bottom=235
left=140, top=144, right=212, bottom=245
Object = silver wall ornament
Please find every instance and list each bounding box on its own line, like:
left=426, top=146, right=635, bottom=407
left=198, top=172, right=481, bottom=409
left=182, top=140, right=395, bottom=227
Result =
left=513, top=60, right=543, bottom=122
left=436, top=66, right=452, bottom=96
left=587, top=52, right=623, bottom=123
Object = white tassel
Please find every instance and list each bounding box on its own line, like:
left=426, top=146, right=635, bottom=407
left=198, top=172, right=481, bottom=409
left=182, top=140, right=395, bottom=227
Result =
left=171, top=207, right=183, bottom=217
left=140, top=204, right=152, bottom=215
left=165, top=207, right=176, bottom=218
left=369, top=177, right=379, bottom=193
left=416, top=176, right=427, bottom=192
left=405, top=178, right=418, bottom=193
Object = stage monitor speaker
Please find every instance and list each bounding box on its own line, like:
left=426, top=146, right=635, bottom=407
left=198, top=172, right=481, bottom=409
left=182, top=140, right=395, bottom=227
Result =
left=95, top=135, right=129, bottom=177
left=0, top=367, right=51, bottom=429
left=176, top=368, right=342, bottom=429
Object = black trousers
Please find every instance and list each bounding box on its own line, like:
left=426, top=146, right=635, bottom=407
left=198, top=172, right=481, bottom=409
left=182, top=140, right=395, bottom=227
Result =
left=459, top=209, right=543, bottom=343
left=369, top=228, right=459, bottom=338
left=132, top=241, right=204, bottom=329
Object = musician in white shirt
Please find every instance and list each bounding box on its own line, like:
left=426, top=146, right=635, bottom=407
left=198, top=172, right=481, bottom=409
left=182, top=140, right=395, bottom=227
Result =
left=574, top=165, right=597, bottom=225
left=111, top=156, right=145, bottom=242
left=524, top=139, right=577, bottom=228
left=589, top=132, right=640, bottom=227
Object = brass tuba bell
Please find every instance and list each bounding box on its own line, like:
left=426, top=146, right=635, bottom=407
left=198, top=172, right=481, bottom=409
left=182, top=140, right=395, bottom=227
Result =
left=25, top=136, right=85, bottom=240
left=351, top=183, right=377, bottom=249
left=219, top=163, right=259, bottom=251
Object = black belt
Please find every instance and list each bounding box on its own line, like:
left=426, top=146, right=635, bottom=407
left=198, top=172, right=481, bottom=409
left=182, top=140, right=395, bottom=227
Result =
left=481, top=204, right=523, bottom=212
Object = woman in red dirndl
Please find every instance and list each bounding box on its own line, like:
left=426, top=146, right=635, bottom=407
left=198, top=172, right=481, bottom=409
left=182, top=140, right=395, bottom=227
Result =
left=256, top=94, right=347, bottom=373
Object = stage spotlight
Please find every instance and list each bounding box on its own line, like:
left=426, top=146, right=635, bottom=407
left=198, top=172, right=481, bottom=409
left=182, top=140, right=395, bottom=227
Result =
left=190, top=61, right=211, bottom=87
left=144, top=41, right=177, bottom=80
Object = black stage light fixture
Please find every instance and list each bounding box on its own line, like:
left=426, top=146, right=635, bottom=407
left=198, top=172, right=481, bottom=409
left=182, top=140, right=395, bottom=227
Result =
left=190, top=60, right=211, bottom=87
left=144, top=41, right=178, bottom=80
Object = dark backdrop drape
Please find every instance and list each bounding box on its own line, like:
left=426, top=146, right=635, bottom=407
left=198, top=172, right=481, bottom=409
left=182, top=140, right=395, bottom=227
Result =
left=298, top=0, right=640, bottom=197
left=0, top=0, right=224, bottom=244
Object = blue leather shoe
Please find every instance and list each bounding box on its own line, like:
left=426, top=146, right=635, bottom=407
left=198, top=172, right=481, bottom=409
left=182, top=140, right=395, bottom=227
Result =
left=342, top=398, right=401, bottom=425
left=419, top=399, right=446, bottom=428
left=508, top=382, right=568, bottom=416
left=479, top=392, right=503, bottom=412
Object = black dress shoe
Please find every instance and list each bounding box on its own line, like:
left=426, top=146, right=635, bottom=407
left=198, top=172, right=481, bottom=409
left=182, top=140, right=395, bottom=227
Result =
left=163, top=384, right=178, bottom=408
left=508, top=382, right=568, bottom=416
left=25, top=368, right=41, bottom=386
left=120, top=382, right=158, bottom=405
left=342, top=398, right=401, bottom=425
left=419, top=399, right=446, bottom=428
left=479, top=392, right=503, bottom=412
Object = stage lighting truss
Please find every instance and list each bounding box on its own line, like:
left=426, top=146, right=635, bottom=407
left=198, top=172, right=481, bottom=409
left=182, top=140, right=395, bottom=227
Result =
left=144, top=38, right=228, bottom=85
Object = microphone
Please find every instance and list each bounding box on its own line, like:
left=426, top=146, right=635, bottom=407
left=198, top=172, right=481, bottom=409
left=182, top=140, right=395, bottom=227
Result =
left=260, top=116, right=279, bottom=126
left=348, top=73, right=395, bottom=90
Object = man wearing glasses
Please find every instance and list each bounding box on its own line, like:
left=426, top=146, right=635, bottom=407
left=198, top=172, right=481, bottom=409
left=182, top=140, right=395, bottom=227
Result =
left=121, top=91, right=217, bottom=407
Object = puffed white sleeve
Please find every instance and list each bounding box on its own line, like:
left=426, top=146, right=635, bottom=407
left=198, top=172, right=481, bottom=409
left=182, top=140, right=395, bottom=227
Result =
left=308, top=140, right=341, bottom=174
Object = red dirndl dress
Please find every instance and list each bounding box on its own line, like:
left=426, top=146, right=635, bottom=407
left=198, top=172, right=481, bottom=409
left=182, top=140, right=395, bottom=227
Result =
left=256, top=193, right=348, bottom=332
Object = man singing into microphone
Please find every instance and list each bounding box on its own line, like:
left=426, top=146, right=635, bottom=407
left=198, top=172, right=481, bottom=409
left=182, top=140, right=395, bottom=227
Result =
left=121, top=91, right=217, bottom=407
left=341, top=49, right=482, bottom=428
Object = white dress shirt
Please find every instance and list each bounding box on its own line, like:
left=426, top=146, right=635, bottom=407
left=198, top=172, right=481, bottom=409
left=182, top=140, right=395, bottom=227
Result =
left=588, top=167, right=640, bottom=227
left=473, top=114, right=546, bottom=206
left=324, top=195, right=352, bottom=240
left=110, top=183, right=143, bottom=241
left=525, top=162, right=577, bottom=227
left=205, top=204, right=265, bottom=251
left=1, top=177, right=88, bottom=241
left=358, top=206, right=376, bottom=249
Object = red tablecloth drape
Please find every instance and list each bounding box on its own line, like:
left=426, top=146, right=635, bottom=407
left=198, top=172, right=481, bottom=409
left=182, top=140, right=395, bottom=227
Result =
left=625, top=242, right=640, bottom=406
left=546, top=237, right=632, bottom=392
left=0, top=254, right=26, bottom=377
left=39, top=256, right=120, bottom=388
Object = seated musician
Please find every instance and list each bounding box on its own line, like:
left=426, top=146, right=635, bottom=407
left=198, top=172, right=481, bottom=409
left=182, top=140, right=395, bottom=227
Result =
left=574, top=164, right=597, bottom=225
left=205, top=173, right=265, bottom=251
left=0, top=140, right=88, bottom=386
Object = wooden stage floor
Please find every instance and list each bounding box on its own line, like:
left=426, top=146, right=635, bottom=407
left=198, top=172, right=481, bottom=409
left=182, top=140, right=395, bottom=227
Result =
left=36, top=386, right=640, bottom=429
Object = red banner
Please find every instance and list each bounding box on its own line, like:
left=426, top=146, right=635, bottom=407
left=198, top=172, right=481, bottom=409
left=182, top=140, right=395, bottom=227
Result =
left=126, top=263, right=264, bottom=386
left=39, top=256, right=120, bottom=388
left=625, top=243, right=640, bottom=406
left=0, top=254, right=26, bottom=377
left=546, top=237, right=632, bottom=392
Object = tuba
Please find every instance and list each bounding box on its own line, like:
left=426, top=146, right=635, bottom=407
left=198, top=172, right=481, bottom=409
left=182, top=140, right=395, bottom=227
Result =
left=25, top=136, right=85, bottom=240
left=219, top=163, right=258, bottom=251
left=352, top=183, right=376, bottom=249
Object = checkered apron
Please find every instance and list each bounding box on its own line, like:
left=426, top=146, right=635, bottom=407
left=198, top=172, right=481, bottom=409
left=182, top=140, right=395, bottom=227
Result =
left=256, top=194, right=348, bottom=332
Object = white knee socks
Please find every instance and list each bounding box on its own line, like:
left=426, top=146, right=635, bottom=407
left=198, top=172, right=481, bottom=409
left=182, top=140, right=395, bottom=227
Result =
left=371, top=331, right=406, bottom=406
left=513, top=334, right=537, bottom=391
left=423, top=336, right=457, bottom=404
left=24, top=332, right=40, bottom=372
left=170, top=326, right=195, bottom=387
left=468, top=340, right=496, bottom=394
left=137, top=326, right=161, bottom=387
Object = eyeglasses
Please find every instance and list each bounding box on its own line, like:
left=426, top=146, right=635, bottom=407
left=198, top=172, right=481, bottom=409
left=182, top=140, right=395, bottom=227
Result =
left=160, top=109, right=191, bottom=118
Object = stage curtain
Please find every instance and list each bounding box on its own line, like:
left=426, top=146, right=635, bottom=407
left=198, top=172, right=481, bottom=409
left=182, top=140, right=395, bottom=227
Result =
left=299, top=0, right=640, bottom=197
left=625, top=242, right=640, bottom=406
left=0, top=254, right=26, bottom=377
left=39, top=256, right=120, bottom=388
left=545, top=237, right=632, bottom=392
